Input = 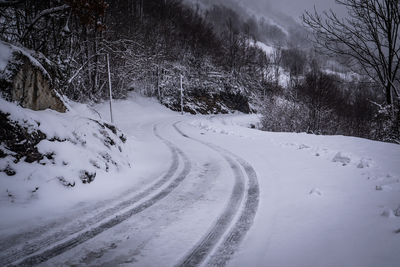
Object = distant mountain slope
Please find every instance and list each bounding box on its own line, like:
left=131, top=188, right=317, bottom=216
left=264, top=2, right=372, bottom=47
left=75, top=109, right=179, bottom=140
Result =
left=183, top=0, right=309, bottom=47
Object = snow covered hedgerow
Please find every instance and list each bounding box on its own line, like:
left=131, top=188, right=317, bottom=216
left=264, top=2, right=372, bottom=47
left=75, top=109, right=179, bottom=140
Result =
left=146, top=60, right=252, bottom=115
left=261, top=96, right=309, bottom=133
left=0, top=97, right=131, bottom=203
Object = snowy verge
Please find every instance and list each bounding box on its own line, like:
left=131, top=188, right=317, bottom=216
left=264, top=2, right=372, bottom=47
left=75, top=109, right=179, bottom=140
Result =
left=190, top=114, right=399, bottom=173
left=0, top=97, right=133, bottom=225
left=190, top=114, right=400, bottom=202
left=184, top=112, right=400, bottom=267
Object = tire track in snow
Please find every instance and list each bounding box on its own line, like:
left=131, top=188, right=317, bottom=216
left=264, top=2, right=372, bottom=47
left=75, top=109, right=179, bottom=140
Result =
left=75, top=161, right=221, bottom=267
left=1, top=143, right=179, bottom=265
left=206, top=155, right=259, bottom=267
left=0, top=121, right=176, bottom=255
left=172, top=122, right=259, bottom=267
left=3, top=124, right=192, bottom=267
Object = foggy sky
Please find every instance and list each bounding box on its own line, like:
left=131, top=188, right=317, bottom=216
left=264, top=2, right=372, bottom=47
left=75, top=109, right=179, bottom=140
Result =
left=241, top=0, right=348, bottom=22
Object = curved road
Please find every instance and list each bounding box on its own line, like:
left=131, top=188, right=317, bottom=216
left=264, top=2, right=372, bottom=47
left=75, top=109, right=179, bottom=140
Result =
left=173, top=122, right=259, bottom=267
left=0, top=118, right=259, bottom=267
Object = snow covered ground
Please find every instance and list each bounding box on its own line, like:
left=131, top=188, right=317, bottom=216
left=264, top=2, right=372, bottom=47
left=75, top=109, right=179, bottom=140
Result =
left=1, top=93, right=399, bottom=266
left=189, top=114, right=400, bottom=267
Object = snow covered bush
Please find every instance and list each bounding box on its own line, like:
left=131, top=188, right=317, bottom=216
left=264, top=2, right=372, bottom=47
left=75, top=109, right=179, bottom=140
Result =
left=261, top=96, right=309, bottom=133
left=0, top=98, right=131, bottom=203
left=371, top=104, right=400, bottom=144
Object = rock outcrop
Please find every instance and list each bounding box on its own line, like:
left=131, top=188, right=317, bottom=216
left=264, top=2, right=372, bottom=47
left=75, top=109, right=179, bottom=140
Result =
left=0, top=41, right=66, bottom=113
left=164, top=90, right=250, bottom=115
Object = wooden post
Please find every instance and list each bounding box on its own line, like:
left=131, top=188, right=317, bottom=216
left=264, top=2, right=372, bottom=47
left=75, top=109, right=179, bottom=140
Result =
left=107, top=54, right=114, bottom=123
left=180, top=74, right=184, bottom=115
left=157, top=66, right=161, bottom=102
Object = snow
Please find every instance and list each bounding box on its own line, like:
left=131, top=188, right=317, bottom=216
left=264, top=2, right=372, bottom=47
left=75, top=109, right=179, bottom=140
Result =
left=188, top=114, right=400, bottom=267
left=0, top=40, right=51, bottom=80
left=309, top=187, right=323, bottom=196
left=332, top=151, right=351, bottom=165
left=255, top=41, right=274, bottom=55
left=1, top=93, right=400, bottom=266
left=381, top=208, right=396, bottom=218
left=0, top=97, right=133, bottom=229
left=324, top=68, right=361, bottom=82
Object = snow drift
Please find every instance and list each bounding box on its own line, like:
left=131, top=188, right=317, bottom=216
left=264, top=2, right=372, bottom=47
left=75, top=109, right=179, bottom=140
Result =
left=0, top=97, right=131, bottom=206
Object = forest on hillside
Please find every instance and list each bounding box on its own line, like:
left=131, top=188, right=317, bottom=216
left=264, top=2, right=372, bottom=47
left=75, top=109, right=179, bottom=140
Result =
left=0, top=0, right=399, bottom=142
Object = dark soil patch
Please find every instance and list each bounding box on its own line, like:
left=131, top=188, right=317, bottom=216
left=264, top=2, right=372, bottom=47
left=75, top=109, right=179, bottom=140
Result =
left=80, top=170, right=96, bottom=184
left=57, top=176, right=75, bottom=187
left=3, top=165, right=16, bottom=176
left=0, top=111, right=46, bottom=163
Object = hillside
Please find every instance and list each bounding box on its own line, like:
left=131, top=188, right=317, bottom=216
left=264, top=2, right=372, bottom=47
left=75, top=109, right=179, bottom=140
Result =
left=0, top=96, right=132, bottom=215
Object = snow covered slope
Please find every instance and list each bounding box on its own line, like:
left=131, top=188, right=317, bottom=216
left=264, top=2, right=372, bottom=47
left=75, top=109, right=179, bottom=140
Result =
left=189, top=114, right=400, bottom=267
left=0, top=94, right=399, bottom=266
left=0, top=97, right=132, bottom=227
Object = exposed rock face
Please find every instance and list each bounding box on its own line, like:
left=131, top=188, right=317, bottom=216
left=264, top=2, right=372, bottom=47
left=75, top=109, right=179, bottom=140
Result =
left=11, top=57, right=66, bottom=112
left=164, top=90, right=250, bottom=115
left=0, top=41, right=66, bottom=113
left=11, top=56, right=66, bottom=113
left=219, top=91, right=250, bottom=113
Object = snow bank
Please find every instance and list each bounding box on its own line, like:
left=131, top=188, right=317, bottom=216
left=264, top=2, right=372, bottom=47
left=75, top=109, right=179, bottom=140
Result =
left=324, top=68, right=361, bottom=82
left=0, top=97, right=133, bottom=225
left=255, top=41, right=274, bottom=55
left=190, top=113, right=400, bottom=188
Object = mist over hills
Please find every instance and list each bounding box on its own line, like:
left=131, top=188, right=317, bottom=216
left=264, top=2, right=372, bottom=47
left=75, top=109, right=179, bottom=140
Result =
left=183, top=0, right=310, bottom=48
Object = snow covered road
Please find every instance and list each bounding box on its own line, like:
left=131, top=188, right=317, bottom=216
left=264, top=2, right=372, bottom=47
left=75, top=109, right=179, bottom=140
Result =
left=173, top=121, right=259, bottom=267
left=0, top=104, right=260, bottom=266
left=1, top=122, right=193, bottom=266
left=1, top=94, right=400, bottom=266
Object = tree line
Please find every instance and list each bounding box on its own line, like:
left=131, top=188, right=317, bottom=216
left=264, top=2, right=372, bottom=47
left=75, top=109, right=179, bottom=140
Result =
left=0, top=0, right=398, bottom=142
left=0, top=0, right=270, bottom=105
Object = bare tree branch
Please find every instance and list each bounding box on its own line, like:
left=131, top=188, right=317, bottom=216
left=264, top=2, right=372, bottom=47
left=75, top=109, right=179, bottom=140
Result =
left=303, top=0, right=400, bottom=107
left=0, top=0, right=24, bottom=7
left=20, top=4, right=70, bottom=42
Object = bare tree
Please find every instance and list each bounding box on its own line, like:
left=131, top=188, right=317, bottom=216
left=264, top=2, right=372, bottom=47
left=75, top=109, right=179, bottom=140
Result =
left=303, top=0, right=400, bottom=108
left=271, top=45, right=282, bottom=87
